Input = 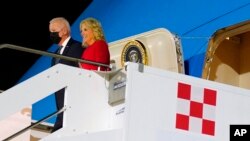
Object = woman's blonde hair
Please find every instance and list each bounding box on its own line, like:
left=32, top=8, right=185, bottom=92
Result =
left=80, top=17, right=105, bottom=41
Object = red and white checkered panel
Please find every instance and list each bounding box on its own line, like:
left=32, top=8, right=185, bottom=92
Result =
left=175, top=82, right=217, bottom=136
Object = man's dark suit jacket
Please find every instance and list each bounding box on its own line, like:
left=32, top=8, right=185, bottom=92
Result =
left=51, top=38, right=84, bottom=132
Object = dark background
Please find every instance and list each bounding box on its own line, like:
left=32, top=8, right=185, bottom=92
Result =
left=0, top=0, right=92, bottom=90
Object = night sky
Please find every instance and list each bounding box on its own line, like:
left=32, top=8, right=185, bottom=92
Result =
left=0, top=0, right=92, bottom=90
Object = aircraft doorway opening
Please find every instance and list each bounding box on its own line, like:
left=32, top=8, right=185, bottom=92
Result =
left=202, top=20, right=250, bottom=90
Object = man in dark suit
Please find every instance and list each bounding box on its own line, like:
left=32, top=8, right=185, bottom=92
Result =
left=49, top=17, right=84, bottom=132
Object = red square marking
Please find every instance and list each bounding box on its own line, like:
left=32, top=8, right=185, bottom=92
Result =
left=202, top=119, right=215, bottom=136
left=176, top=113, right=189, bottom=130
left=190, top=101, right=203, bottom=118
left=178, top=83, right=191, bottom=100
left=204, top=88, right=217, bottom=106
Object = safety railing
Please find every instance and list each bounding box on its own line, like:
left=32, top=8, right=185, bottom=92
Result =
left=0, top=44, right=110, bottom=68
left=3, top=107, right=66, bottom=141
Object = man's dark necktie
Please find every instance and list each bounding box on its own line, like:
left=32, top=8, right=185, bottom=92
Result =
left=55, top=46, right=63, bottom=64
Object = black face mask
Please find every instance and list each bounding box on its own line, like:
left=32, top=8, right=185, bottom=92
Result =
left=50, top=32, right=61, bottom=44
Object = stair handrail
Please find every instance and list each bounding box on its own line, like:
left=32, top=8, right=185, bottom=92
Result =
left=0, top=43, right=110, bottom=68
left=3, top=107, right=66, bottom=141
